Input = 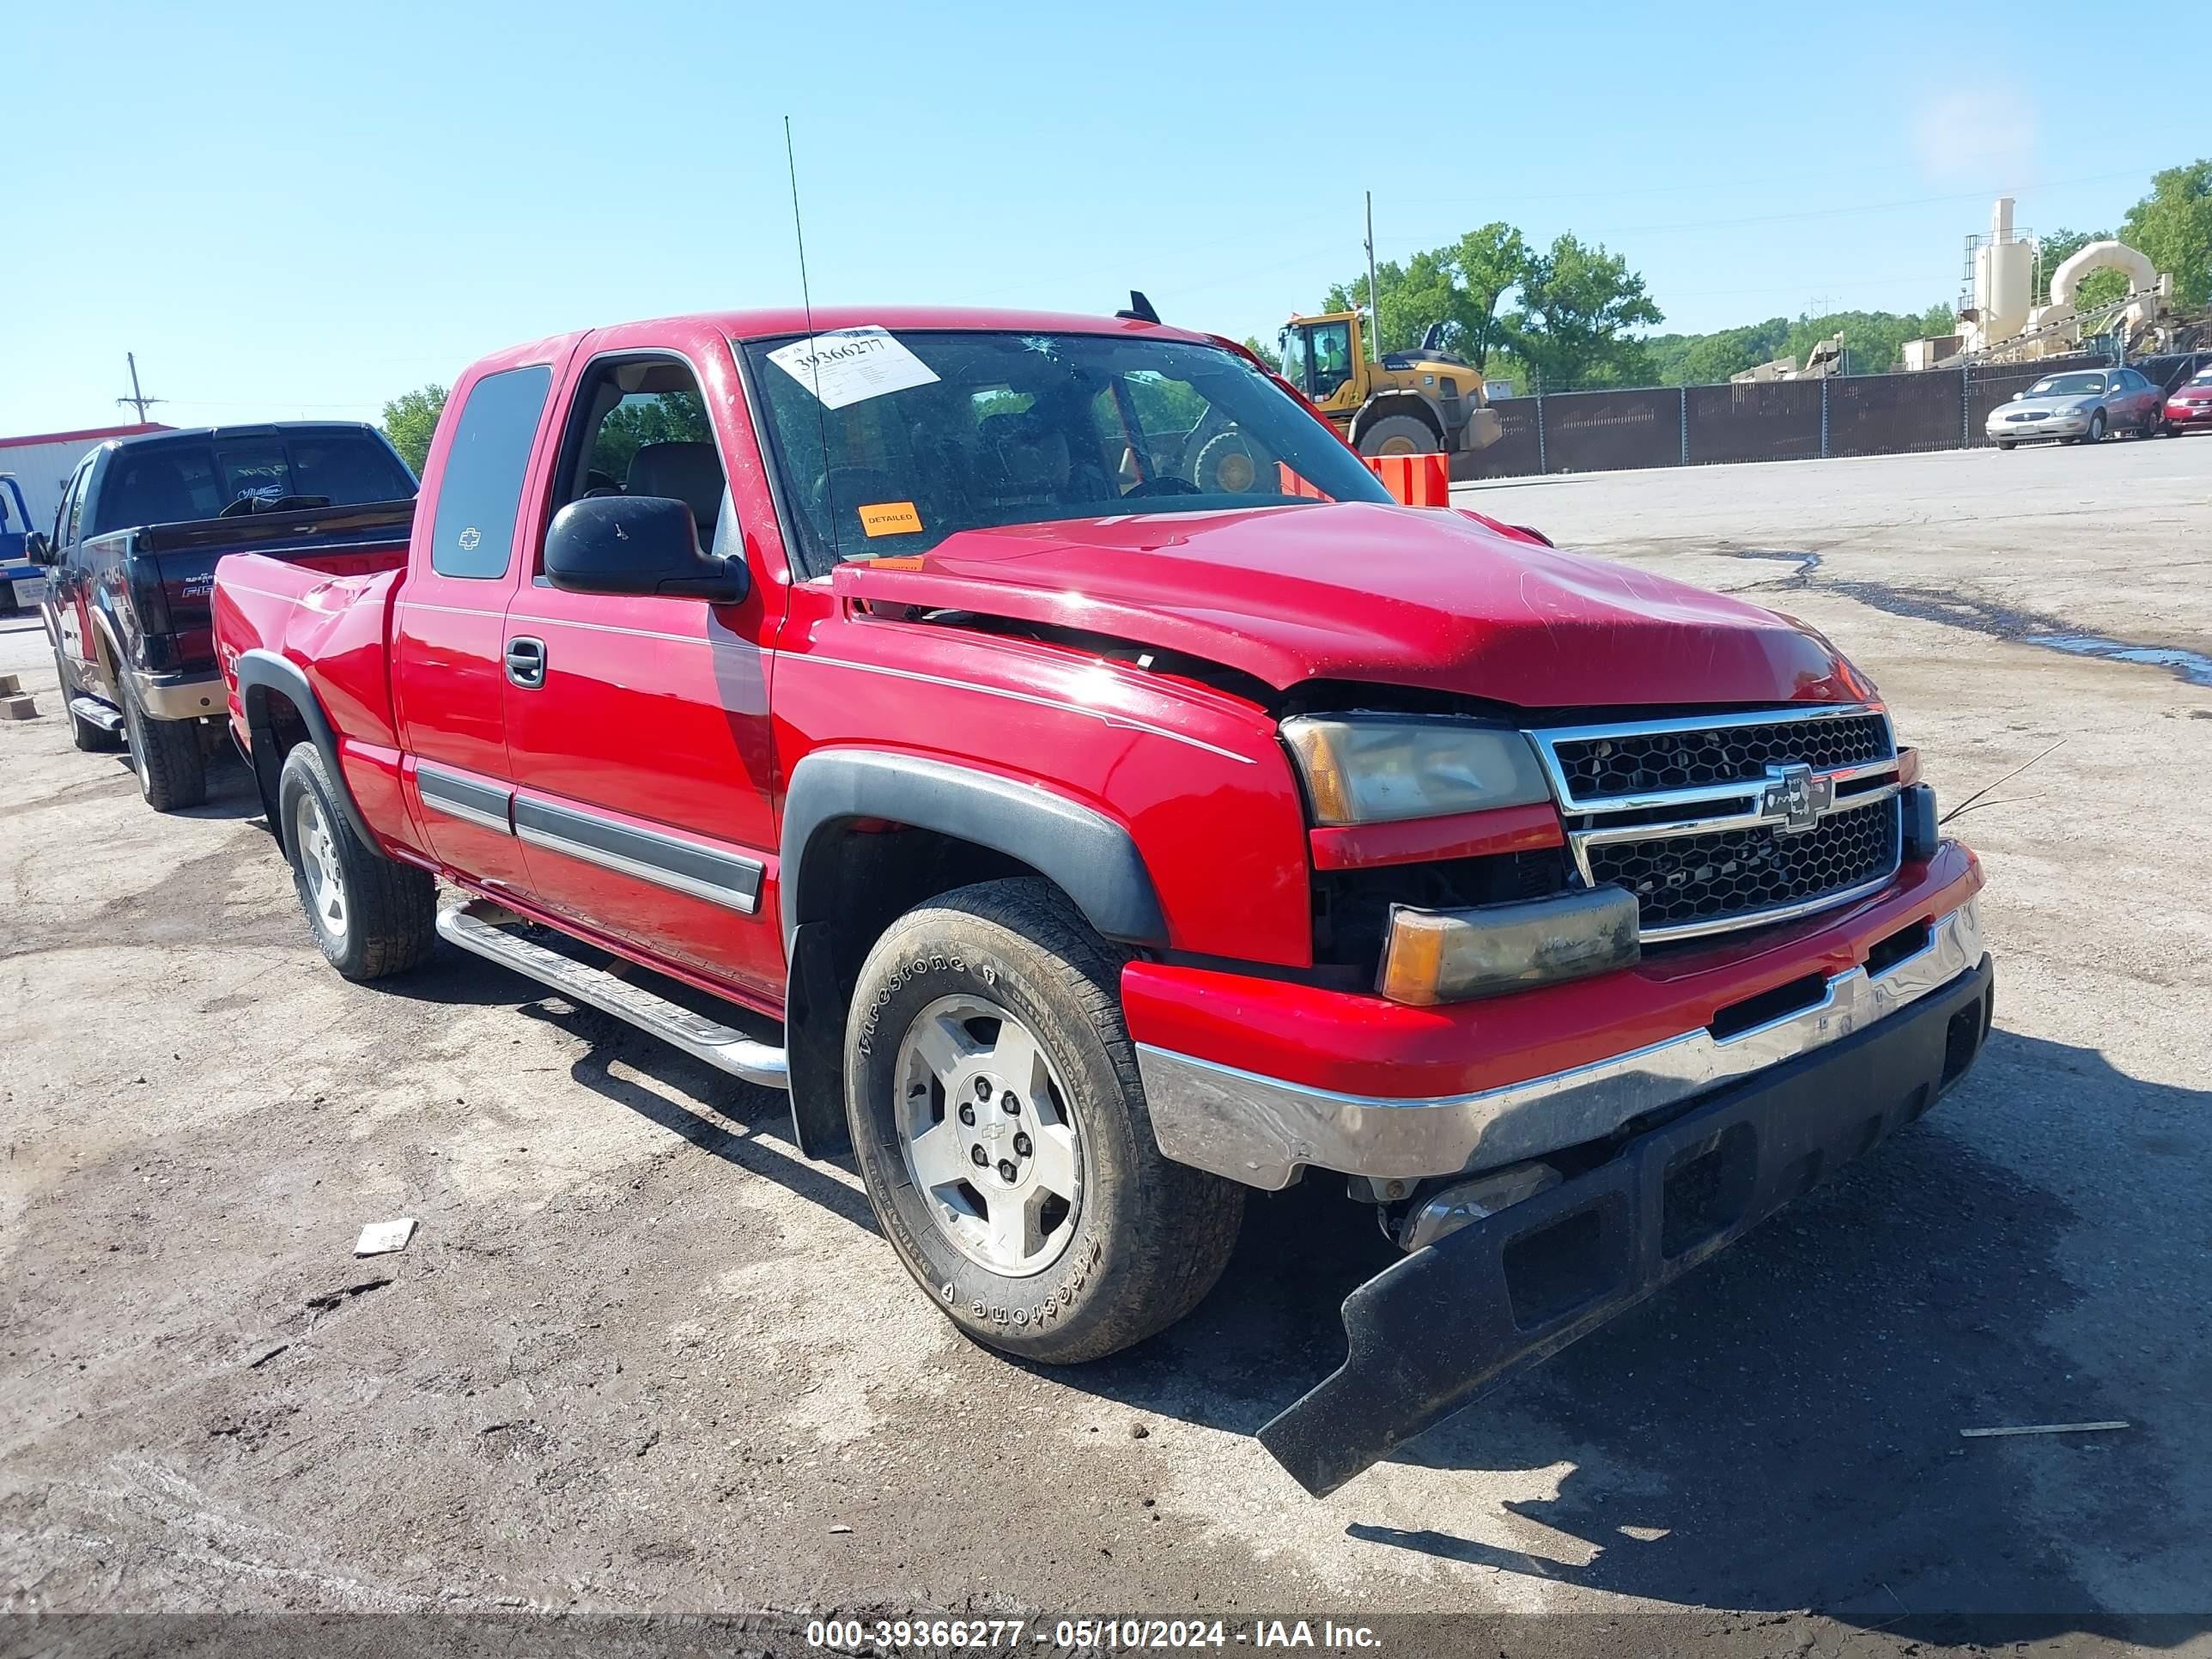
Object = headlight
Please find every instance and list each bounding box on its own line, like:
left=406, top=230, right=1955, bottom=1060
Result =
left=1279, top=714, right=1551, bottom=825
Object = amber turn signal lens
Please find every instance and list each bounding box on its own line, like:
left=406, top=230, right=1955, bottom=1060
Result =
left=1376, top=887, right=1642, bottom=1006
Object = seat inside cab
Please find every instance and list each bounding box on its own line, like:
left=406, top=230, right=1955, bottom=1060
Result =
left=560, top=358, right=728, bottom=550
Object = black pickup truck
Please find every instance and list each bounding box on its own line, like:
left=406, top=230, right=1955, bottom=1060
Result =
left=30, top=423, right=416, bottom=810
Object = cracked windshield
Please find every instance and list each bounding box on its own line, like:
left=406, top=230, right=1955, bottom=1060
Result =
left=743, top=329, right=1389, bottom=568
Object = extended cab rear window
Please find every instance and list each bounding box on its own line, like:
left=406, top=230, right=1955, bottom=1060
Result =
left=90, top=430, right=417, bottom=536
left=429, top=366, right=555, bottom=579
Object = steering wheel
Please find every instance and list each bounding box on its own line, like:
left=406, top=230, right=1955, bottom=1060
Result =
left=1122, top=476, right=1200, bottom=499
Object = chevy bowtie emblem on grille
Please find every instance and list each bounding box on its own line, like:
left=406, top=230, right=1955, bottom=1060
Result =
left=1760, top=762, right=1833, bottom=834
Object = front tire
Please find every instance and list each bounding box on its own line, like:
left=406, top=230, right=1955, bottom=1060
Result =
left=1356, top=413, right=1439, bottom=458
left=277, top=743, right=436, bottom=981
left=120, top=679, right=207, bottom=811
left=2087, top=410, right=2107, bottom=444
left=844, top=878, right=1243, bottom=1364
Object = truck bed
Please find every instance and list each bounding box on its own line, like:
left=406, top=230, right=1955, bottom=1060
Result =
left=87, top=499, right=414, bottom=680
left=213, top=545, right=411, bottom=752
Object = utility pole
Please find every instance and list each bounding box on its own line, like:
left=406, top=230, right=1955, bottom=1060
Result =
left=1364, top=191, right=1379, bottom=362
left=117, top=352, right=165, bottom=423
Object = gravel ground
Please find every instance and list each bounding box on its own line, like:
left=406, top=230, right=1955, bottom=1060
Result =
left=3, top=436, right=2209, bottom=1656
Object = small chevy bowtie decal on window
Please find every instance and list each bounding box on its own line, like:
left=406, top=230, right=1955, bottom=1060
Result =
left=458, top=527, right=482, bottom=550
left=858, top=501, right=922, bottom=538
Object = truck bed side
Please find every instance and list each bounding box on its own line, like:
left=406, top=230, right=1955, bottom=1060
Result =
left=213, top=549, right=422, bottom=859
left=99, top=500, right=413, bottom=682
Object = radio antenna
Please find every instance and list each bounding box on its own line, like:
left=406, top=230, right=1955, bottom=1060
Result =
left=785, top=116, right=841, bottom=559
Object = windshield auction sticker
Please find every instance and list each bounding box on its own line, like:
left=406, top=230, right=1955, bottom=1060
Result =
left=767, top=326, right=939, bottom=410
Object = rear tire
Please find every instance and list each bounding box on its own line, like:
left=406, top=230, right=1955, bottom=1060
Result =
left=1996, top=441, right=2016, bottom=452
left=120, top=678, right=207, bottom=811
left=52, top=644, right=120, bottom=751
left=1356, top=413, right=1440, bottom=458
left=844, top=878, right=1243, bottom=1364
left=277, top=742, right=436, bottom=981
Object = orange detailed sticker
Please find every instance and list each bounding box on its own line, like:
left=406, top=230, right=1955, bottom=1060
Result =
left=866, top=555, right=927, bottom=569
left=858, top=500, right=922, bottom=538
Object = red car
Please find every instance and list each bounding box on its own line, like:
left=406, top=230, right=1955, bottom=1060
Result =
left=208, top=306, right=1991, bottom=1495
left=2164, top=368, right=2212, bottom=432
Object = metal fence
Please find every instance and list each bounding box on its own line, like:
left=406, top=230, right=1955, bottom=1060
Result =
left=1451, top=350, right=2118, bottom=482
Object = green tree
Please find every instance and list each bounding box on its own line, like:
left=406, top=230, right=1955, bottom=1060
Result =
left=1643, top=302, right=1954, bottom=384
left=1322, top=222, right=1534, bottom=367
left=1440, top=224, right=1533, bottom=370
left=1505, top=234, right=1662, bottom=390
left=586, top=390, right=711, bottom=481
left=1240, top=335, right=1282, bottom=374
left=380, top=384, right=447, bottom=475
left=2120, top=159, right=2212, bottom=308
left=1642, top=318, right=1791, bottom=384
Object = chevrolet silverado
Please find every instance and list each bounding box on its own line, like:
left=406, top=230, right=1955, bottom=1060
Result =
left=210, top=308, right=1992, bottom=1494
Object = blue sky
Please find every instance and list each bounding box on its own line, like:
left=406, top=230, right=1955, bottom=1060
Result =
left=5, top=0, right=2194, bottom=435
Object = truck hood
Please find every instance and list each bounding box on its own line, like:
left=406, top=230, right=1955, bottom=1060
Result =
left=830, top=501, right=1871, bottom=709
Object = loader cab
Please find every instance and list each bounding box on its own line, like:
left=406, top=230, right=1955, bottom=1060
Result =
left=1277, top=313, right=1366, bottom=412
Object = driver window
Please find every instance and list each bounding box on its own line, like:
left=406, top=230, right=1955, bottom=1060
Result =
left=1310, top=322, right=1353, bottom=398
left=1278, top=328, right=1312, bottom=396
left=549, top=356, right=729, bottom=562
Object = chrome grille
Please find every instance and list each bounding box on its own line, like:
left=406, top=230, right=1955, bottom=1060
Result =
left=1550, top=712, right=1891, bottom=803
left=1586, top=796, right=1901, bottom=935
left=1527, top=704, right=1905, bottom=943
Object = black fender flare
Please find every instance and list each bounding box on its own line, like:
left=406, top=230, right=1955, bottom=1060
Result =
left=778, top=750, right=1169, bottom=959
left=775, top=750, right=1169, bottom=1164
left=233, top=649, right=380, bottom=852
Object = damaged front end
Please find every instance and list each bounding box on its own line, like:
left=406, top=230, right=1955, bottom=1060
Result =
left=1248, top=939, right=1994, bottom=1497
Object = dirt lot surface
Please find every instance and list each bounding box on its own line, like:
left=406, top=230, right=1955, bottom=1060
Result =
left=4, top=438, right=2209, bottom=1656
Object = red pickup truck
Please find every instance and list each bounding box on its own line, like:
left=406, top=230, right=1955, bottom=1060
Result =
left=213, top=307, right=1992, bottom=1496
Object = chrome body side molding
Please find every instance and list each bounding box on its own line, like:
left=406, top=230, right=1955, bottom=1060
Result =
left=512, top=796, right=763, bottom=915
left=416, top=762, right=514, bottom=836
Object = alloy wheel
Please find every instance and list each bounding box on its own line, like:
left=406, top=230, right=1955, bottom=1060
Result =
left=893, top=994, right=1082, bottom=1277
left=293, top=791, right=349, bottom=945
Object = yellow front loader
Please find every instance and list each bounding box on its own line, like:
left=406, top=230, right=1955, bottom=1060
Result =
left=1276, top=311, right=1503, bottom=457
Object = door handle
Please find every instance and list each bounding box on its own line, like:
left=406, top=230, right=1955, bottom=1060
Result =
left=505, top=635, right=547, bottom=689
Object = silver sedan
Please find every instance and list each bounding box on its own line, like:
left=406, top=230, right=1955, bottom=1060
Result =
left=1989, top=368, right=2167, bottom=448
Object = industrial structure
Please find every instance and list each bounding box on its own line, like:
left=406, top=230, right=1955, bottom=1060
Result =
left=1903, top=198, right=2178, bottom=369
left=1729, top=333, right=1844, bottom=384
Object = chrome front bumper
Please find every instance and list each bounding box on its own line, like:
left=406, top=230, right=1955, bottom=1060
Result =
left=1136, top=898, right=1986, bottom=1190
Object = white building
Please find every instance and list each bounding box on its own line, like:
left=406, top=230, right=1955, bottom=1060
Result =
left=0, top=422, right=173, bottom=536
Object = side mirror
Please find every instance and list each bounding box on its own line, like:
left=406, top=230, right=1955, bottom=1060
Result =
left=25, top=531, right=53, bottom=566
left=544, top=495, right=749, bottom=604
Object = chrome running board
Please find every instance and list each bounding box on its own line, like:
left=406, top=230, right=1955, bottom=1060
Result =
left=70, top=696, right=125, bottom=733
left=436, top=899, right=788, bottom=1090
